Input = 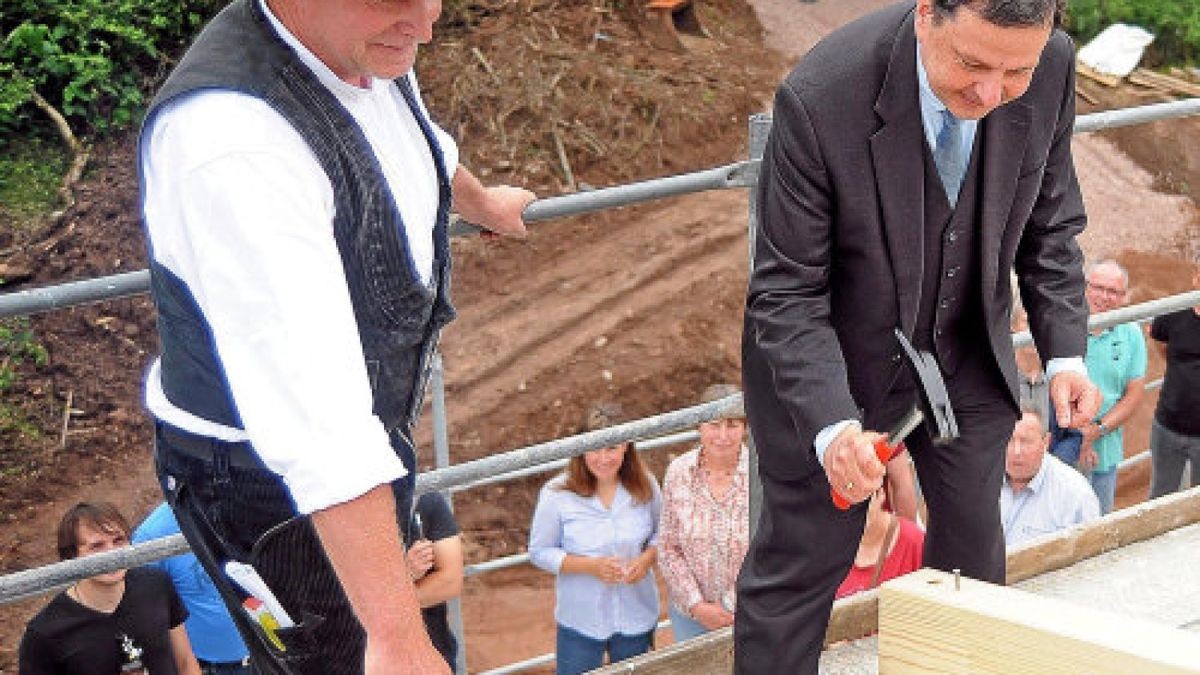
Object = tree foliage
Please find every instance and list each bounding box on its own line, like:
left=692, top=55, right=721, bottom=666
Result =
left=1065, top=0, right=1200, bottom=66
left=0, top=0, right=224, bottom=137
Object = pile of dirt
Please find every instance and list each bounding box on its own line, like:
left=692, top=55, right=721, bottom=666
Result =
left=0, top=0, right=780, bottom=668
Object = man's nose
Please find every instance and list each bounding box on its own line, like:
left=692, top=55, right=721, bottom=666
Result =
left=974, top=76, right=1003, bottom=109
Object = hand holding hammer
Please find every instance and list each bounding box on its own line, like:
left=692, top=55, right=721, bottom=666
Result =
left=826, top=329, right=961, bottom=508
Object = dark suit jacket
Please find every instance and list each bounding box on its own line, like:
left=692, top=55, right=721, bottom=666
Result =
left=743, top=1, right=1088, bottom=483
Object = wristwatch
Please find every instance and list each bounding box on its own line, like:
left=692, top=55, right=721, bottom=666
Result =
left=1096, top=420, right=1110, bottom=436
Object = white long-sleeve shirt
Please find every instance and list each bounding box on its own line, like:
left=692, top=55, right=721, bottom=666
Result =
left=141, top=0, right=458, bottom=514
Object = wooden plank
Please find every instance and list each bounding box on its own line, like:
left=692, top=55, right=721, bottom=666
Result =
left=590, top=487, right=1200, bottom=673
left=592, top=626, right=733, bottom=675
left=1077, top=60, right=1123, bottom=87
left=1132, top=69, right=1200, bottom=98
left=878, top=569, right=1200, bottom=674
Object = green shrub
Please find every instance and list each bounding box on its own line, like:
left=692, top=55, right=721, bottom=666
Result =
left=0, top=0, right=224, bottom=137
left=1065, top=0, right=1200, bottom=66
left=0, top=317, right=48, bottom=393
left=0, top=136, right=69, bottom=229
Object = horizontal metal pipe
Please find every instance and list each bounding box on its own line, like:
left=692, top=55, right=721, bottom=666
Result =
left=0, top=375, right=1173, bottom=606
left=416, top=397, right=736, bottom=496
left=1075, top=97, right=1200, bottom=134
left=4, top=100, right=1198, bottom=319
left=448, top=161, right=758, bottom=236
left=0, top=533, right=189, bottom=605
left=1012, top=291, right=1200, bottom=349
left=450, top=429, right=700, bottom=493
left=465, top=552, right=530, bottom=578
left=0, top=270, right=150, bottom=320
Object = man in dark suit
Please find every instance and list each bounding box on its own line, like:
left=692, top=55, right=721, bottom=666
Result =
left=737, top=1, right=1101, bottom=671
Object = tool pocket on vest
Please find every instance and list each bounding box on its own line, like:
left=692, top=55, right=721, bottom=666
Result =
left=242, top=516, right=332, bottom=663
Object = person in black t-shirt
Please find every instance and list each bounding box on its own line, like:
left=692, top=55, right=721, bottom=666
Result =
left=19, top=502, right=200, bottom=675
left=402, top=492, right=464, bottom=669
left=1148, top=265, right=1200, bottom=498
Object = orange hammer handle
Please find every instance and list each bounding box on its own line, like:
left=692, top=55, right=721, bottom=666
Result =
left=830, top=437, right=900, bottom=510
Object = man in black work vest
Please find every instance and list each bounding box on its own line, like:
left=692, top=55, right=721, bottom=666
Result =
left=738, top=1, right=1101, bottom=671
left=139, top=0, right=533, bottom=672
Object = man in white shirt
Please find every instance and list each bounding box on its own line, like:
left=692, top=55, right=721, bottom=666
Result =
left=140, top=1, right=532, bottom=673
left=1002, top=404, right=1100, bottom=548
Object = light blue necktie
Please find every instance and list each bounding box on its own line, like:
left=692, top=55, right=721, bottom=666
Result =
left=933, top=109, right=965, bottom=207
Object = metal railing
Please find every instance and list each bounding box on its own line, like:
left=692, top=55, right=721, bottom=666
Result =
left=1, top=98, right=1198, bottom=320
left=1, top=98, right=1198, bottom=674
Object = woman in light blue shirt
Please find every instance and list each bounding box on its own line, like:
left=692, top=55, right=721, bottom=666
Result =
left=529, top=403, right=662, bottom=675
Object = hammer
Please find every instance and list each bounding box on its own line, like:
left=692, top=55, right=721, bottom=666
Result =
left=831, top=328, right=960, bottom=509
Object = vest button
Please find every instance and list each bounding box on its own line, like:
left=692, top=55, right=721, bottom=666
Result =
left=947, top=230, right=958, bottom=242
left=939, top=298, right=951, bottom=309
left=946, top=266, right=958, bottom=278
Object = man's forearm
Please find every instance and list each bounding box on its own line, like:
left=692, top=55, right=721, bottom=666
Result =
left=310, top=484, right=431, bottom=646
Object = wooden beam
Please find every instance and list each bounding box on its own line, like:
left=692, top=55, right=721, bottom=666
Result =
left=1007, top=484, right=1200, bottom=585
left=590, top=487, right=1200, bottom=673
left=592, top=626, right=733, bottom=674
left=879, top=568, right=1200, bottom=674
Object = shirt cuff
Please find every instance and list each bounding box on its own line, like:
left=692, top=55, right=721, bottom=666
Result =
left=815, top=420, right=861, bottom=469
left=281, top=447, right=408, bottom=515
left=1045, top=356, right=1086, bottom=381
left=530, top=549, right=566, bottom=574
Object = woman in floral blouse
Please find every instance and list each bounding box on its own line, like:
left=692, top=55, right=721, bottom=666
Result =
left=658, top=384, right=750, bottom=642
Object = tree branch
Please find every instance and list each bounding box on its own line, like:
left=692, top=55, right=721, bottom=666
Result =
left=29, top=90, right=89, bottom=227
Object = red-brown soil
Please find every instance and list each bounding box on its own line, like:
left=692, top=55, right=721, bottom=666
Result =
left=2, top=1, right=1198, bottom=672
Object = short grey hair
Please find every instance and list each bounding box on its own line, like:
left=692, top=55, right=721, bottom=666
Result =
left=932, top=0, right=1065, bottom=28
left=1086, top=258, right=1130, bottom=290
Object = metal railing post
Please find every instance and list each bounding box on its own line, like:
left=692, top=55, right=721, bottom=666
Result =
left=746, top=113, right=771, bottom=538
left=429, top=353, right=467, bottom=675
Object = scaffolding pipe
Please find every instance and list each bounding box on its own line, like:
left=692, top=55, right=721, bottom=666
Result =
left=450, top=429, right=700, bottom=493
left=415, top=397, right=736, bottom=496
left=0, top=373, right=1177, bottom=605
left=1012, top=290, right=1200, bottom=349
left=2, top=100, right=1197, bottom=320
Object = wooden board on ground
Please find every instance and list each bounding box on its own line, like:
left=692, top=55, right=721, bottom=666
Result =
left=1077, top=60, right=1123, bottom=87
left=878, top=568, right=1200, bottom=674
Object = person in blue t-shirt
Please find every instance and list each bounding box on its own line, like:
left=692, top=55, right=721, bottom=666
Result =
left=133, top=503, right=251, bottom=675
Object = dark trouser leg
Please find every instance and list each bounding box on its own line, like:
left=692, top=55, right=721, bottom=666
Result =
left=156, top=426, right=415, bottom=675
left=1149, top=419, right=1195, bottom=499
left=905, top=358, right=1016, bottom=584
left=733, top=468, right=866, bottom=675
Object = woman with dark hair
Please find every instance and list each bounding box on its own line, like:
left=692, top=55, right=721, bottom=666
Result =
left=529, top=403, right=662, bottom=675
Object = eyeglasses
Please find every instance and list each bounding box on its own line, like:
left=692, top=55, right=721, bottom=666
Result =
left=1086, top=281, right=1125, bottom=298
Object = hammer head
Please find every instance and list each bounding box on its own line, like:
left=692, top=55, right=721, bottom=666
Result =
left=893, top=328, right=960, bottom=445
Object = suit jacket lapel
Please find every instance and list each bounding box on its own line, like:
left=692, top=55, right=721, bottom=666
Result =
left=870, top=10, right=923, bottom=336
left=978, top=99, right=1031, bottom=310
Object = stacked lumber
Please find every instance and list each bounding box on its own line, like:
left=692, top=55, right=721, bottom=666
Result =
left=1128, top=68, right=1200, bottom=98
left=1077, top=59, right=1200, bottom=98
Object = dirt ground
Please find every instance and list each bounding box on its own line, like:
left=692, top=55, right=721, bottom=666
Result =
left=2, top=0, right=1198, bottom=672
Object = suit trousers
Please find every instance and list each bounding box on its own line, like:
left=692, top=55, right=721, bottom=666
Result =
left=734, top=353, right=1017, bottom=674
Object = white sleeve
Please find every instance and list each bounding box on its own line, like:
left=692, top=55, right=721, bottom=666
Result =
left=142, top=92, right=407, bottom=514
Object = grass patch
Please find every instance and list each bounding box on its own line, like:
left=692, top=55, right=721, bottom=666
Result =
left=0, top=136, right=69, bottom=231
